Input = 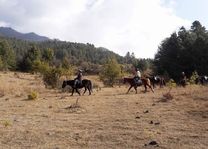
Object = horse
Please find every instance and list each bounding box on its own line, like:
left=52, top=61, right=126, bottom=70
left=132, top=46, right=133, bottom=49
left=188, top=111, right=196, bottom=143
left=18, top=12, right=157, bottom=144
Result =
left=178, top=79, right=187, bottom=87
left=195, top=75, right=208, bottom=85
left=149, top=76, right=166, bottom=88
left=62, top=79, right=93, bottom=96
left=123, top=77, right=154, bottom=94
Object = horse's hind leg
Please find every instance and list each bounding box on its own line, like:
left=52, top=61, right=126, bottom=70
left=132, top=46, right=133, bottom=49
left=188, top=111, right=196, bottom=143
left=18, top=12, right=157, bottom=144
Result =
left=83, top=87, right=87, bottom=95
left=88, top=87, right=91, bottom=95
left=144, top=85, right=147, bottom=93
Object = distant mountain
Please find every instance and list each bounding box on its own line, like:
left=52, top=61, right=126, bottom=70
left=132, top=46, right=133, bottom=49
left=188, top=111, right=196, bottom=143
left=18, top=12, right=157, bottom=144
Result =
left=0, top=27, right=50, bottom=42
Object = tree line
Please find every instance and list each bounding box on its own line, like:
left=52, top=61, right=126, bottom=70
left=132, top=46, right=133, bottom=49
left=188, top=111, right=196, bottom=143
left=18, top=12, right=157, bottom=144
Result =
left=154, top=20, right=208, bottom=81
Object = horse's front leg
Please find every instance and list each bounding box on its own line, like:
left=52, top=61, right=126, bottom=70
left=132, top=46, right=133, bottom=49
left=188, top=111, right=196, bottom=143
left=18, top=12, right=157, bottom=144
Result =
left=83, top=87, right=87, bottom=95
left=134, top=86, right=137, bottom=94
left=87, top=87, right=91, bottom=95
left=71, top=88, right=74, bottom=96
left=153, top=82, right=155, bottom=89
left=76, top=88, right=81, bottom=96
left=127, top=86, right=133, bottom=94
left=147, top=84, right=154, bottom=93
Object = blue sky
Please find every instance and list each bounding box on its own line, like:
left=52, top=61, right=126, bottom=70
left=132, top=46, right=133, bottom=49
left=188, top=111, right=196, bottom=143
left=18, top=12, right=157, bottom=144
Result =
left=0, top=0, right=207, bottom=58
left=172, top=0, right=208, bottom=26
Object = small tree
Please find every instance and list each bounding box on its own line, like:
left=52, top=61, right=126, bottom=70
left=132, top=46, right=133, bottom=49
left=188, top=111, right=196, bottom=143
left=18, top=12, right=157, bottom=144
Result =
left=189, top=71, right=199, bottom=84
left=42, top=67, right=63, bottom=88
left=42, top=48, right=54, bottom=65
left=100, top=58, right=121, bottom=86
left=19, top=45, right=41, bottom=72
left=162, top=79, right=176, bottom=101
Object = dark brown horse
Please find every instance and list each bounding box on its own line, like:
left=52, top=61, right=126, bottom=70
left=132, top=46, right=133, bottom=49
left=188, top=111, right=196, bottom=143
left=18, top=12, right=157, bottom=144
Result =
left=123, top=77, right=154, bottom=94
left=62, top=79, right=92, bottom=96
left=149, top=76, right=166, bottom=88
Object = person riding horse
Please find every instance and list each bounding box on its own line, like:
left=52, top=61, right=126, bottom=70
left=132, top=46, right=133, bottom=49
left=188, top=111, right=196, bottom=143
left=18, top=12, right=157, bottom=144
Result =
left=133, top=67, right=141, bottom=85
left=74, top=69, right=83, bottom=88
left=180, top=71, right=187, bottom=87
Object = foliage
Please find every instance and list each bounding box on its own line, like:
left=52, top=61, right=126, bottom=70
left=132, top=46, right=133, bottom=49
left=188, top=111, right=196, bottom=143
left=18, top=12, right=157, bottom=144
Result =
left=161, top=78, right=176, bottom=102
left=32, top=60, right=50, bottom=74
left=27, top=91, right=38, bottom=100
left=166, top=79, right=177, bottom=92
left=42, top=48, right=54, bottom=64
left=100, top=58, right=122, bottom=86
left=2, top=120, right=12, bottom=127
left=0, top=57, right=4, bottom=70
left=42, top=66, right=73, bottom=88
left=0, top=39, right=16, bottom=70
left=154, top=21, right=208, bottom=81
left=43, top=67, right=62, bottom=88
left=19, top=45, right=41, bottom=72
left=189, top=71, right=199, bottom=84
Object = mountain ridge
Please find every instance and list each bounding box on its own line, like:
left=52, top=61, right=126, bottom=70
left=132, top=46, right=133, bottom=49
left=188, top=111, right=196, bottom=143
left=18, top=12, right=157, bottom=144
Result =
left=0, top=27, right=50, bottom=42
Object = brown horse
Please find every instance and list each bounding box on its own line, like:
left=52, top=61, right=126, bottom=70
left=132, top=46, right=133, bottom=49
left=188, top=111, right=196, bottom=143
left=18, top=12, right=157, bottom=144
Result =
left=123, top=77, right=154, bottom=94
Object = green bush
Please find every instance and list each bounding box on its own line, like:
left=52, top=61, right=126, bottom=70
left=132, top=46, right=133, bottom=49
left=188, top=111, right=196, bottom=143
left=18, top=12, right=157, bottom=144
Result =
left=166, top=79, right=176, bottom=92
left=99, top=58, right=122, bottom=86
left=32, top=60, right=50, bottom=74
left=189, top=71, right=199, bottom=84
left=42, top=67, right=73, bottom=88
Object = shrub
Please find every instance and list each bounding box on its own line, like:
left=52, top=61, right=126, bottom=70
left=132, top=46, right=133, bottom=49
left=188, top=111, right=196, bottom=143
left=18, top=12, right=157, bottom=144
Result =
left=43, top=67, right=61, bottom=88
left=27, top=91, right=38, bottom=100
left=189, top=71, right=199, bottom=84
left=2, top=120, right=11, bottom=127
left=166, top=79, right=176, bottom=92
left=42, top=67, right=73, bottom=88
left=99, top=58, right=122, bottom=86
left=162, top=78, right=176, bottom=101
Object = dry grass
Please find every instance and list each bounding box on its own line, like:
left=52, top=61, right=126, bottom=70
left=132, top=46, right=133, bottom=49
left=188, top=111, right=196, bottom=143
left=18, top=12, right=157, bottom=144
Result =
left=0, top=72, right=207, bottom=149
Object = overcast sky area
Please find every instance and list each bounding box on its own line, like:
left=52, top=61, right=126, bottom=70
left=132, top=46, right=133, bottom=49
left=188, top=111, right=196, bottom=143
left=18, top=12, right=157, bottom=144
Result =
left=0, top=0, right=208, bottom=58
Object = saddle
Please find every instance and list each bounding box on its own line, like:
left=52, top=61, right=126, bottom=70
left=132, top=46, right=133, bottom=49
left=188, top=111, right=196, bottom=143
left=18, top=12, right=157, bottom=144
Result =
left=134, top=77, right=142, bottom=85
left=74, top=79, right=82, bottom=87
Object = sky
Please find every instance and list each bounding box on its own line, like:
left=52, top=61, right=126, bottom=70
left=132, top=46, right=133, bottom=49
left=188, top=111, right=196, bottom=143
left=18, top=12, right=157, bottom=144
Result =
left=0, top=0, right=208, bottom=58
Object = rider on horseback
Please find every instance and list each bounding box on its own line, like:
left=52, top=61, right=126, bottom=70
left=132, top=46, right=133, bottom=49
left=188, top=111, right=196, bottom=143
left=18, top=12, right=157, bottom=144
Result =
left=74, top=69, right=83, bottom=88
left=180, top=71, right=187, bottom=87
left=133, top=67, right=141, bottom=84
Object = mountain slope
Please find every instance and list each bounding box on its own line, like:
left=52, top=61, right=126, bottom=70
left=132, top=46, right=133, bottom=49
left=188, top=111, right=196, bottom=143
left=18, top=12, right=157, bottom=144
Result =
left=0, top=27, right=50, bottom=42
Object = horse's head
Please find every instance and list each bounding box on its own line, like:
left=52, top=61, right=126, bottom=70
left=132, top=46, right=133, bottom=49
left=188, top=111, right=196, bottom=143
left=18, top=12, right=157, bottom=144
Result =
left=62, top=80, right=67, bottom=88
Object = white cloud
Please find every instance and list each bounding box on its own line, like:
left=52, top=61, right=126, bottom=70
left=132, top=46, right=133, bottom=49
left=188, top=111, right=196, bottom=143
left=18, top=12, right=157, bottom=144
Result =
left=0, top=21, right=9, bottom=26
left=0, top=0, right=190, bottom=58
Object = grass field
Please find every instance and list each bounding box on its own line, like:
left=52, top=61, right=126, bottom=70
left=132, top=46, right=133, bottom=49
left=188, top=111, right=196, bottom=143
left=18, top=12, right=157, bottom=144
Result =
left=0, top=72, right=207, bottom=149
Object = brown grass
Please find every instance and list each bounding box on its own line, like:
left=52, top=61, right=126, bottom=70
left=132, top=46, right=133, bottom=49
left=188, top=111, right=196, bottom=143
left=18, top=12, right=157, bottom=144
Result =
left=0, top=72, right=207, bottom=149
